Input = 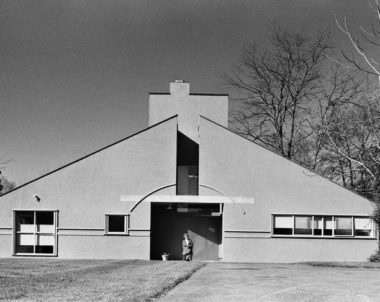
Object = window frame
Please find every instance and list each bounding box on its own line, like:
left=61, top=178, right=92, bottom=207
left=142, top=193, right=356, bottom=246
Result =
left=334, top=216, right=354, bottom=237
left=354, top=217, right=374, bottom=237
left=105, top=214, right=129, bottom=235
left=271, top=214, right=375, bottom=239
left=13, top=210, right=58, bottom=256
left=294, top=215, right=313, bottom=235
left=273, top=215, right=294, bottom=235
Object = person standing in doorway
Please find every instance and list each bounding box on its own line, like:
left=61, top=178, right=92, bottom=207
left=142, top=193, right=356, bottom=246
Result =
left=182, top=233, right=193, bottom=261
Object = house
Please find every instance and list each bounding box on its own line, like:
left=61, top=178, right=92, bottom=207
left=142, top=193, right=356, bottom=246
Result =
left=0, top=81, right=377, bottom=262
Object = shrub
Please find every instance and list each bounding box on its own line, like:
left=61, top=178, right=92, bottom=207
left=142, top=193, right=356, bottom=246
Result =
left=368, top=250, right=380, bottom=262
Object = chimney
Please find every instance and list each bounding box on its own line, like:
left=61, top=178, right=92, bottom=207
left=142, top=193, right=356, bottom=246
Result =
left=149, top=82, right=228, bottom=142
left=170, top=80, right=190, bottom=96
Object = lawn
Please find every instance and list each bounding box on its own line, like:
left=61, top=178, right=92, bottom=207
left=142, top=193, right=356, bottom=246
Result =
left=0, top=259, right=204, bottom=301
left=3, top=260, right=380, bottom=302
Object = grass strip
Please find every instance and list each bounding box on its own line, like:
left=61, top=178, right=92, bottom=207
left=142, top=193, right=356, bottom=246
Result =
left=0, top=259, right=206, bottom=302
left=304, top=261, right=380, bottom=269
left=146, top=262, right=206, bottom=301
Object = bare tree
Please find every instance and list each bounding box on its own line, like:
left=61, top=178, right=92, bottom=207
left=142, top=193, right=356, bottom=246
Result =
left=334, top=0, right=380, bottom=91
left=333, top=1, right=380, bottom=247
left=228, top=24, right=380, bottom=252
left=298, top=66, right=365, bottom=173
left=227, top=28, right=331, bottom=160
left=0, top=159, right=16, bottom=195
left=331, top=0, right=380, bottom=185
left=322, top=96, right=380, bottom=194
left=320, top=89, right=380, bottom=249
left=0, top=171, right=16, bottom=195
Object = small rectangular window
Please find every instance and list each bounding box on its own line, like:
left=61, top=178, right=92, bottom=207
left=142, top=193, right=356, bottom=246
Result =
left=335, top=216, right=353, bottom=236
left=273, top=216, right=293, bottom=235
left=354, top=217, right=373, bottom=236
left=294, top=216, right=312, bottom=235
left=105, top=215, right=129, bottom=235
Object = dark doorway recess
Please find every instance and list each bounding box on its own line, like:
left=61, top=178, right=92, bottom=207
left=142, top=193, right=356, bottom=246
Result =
left=150, top=203, right=222, bottom=261
left=177, top=132, right=199, bottom=195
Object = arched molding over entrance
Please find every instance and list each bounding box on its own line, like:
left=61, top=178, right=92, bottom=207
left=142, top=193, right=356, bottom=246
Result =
left=199, top=184, right=246, bottom=215
left=128, top=183, right=247, bottom=215
left=129, top=184, right=176, bottom=213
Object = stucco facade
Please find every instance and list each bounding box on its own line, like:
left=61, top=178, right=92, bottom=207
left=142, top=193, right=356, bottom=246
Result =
left=0, top=117, right=177, bottom=259
left=199, top=117, right=377, bottom=262
left=0, top=81, right=377, bottom=262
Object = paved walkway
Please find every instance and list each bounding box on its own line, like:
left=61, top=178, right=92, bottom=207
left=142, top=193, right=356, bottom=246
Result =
left=160, top=262, right=380, bottom=302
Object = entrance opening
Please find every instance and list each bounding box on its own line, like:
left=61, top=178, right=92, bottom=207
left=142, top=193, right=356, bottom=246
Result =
left=150, top=203, right=222, bottom=260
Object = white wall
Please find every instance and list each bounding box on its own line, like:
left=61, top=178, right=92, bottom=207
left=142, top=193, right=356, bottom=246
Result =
left=199, top=117, right=377, bottom=262
left=0, top=117, right=178, bottom=258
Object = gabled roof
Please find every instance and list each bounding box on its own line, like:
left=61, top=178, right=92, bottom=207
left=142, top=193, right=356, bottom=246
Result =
left=199, top=115, right=373, bottom=203
left=0, top=115, right=178, bottom=197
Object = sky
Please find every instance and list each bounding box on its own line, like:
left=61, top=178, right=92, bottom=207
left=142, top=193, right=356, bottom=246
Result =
left=0, top=0, right=374, bottom=185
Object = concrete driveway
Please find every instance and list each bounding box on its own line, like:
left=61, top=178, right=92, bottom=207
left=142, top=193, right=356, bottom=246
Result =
left=160, top=262, right=380, bottom=302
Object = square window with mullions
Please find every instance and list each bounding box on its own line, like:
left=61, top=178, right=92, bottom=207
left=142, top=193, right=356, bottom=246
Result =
left=14, top=210, right=57, bottom=255
left=105, top=215, right=129, bottom=235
